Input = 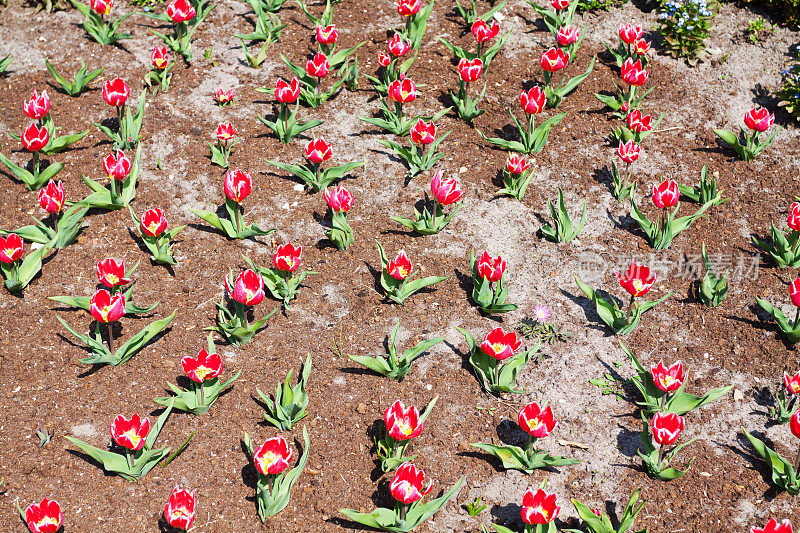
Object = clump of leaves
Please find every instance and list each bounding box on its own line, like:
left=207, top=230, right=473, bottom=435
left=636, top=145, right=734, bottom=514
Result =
left=657, top=0, right=718, bottom=65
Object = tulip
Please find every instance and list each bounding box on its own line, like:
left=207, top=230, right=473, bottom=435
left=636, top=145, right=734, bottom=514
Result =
left=476, top=251, right=505, bottom=282
left=650, top=359, right=685, bottom=393
left=650, top=411, right=684, bottom=446
left=620, top=102, right=629, bottom=113
left=788, top=202, right=800, bottom=232
left=621, top=58, right=649, bottom=86
left=151, top=45, right=169, bottom=69
left=273, top=243, right=302, bottom=272
left=634, top=38, right=651, bottom=55
left=626, top=109, right=652, bottom=133
left=540, top=47, right=569, bottom=72
left=323, top=184, right=354, bottom=213
left=617, top=139, right=640, bottom=164
left=388, top=78, right=417, bottom=103
left=791, top=278, right=800, bottom=308
left=551, top=0, right=569, bottom=9
left=389, top=462, right=432, bottom=504
left=22, top=123, right=49, bottom=152
left=785, top=370, right=800, bottom=395
left=410, top=118, right=436, bottom=145
left=24, top=498, right=63, bottom=533
left=90, top=0, right=113, bottom=15
left=506, top=153, right=530, bottom=174
left=111, top=412, right=150, bottom=450
left=96, top=258, right=130, bottom=288
left=225, top=269, right=265, bottom=306
left=557, top=26, right=580, bottom=47
left=166, top=0, right=196, bottom=23
left=305, top=137, right=333, bottom=164
left=305, top=52, right=330, bottom=78
left=387, top=33, right=411, bottom=57
left=387, top=250, right=412, bottom=280
left=480, top=327, right=521, bottom=361
left=275, top=77, right=300, bottom=104
left=163, top=486, right=196, bottom=531
left=431, top=170, right=463, bottom=205
left=378, top=51, right=392, bottom=67
left=397, top=0, right=421, bottom=16
left=751, top=518, right=794, bottom=533
left=214, top=87, right=235, bottom=105
left=223, top=168, right=252, bottom=204
left=103, top=149, right=132, bottom=181
left=744, top=106, right=775, bottom=133
left=651, top=178, right=679, bottom=209
left=316, top=24, right=338, bottom=45
left=38, top=180, right=65, bottom=214
left=216, top=122, right=237, bottom=142
left=102, top=77, right=129, bottom=107
left=518, top=401, right=558, bottom=439
left=519, top=86, right=545, bottom=115
left=384, top=400, right=423, bottom=441
left=253, top=435, right=293, bottom=475
left=23, top=90, right=50, bottom=121
left=0, top=234, right=24, bottom=264
left=457, top=57, right=483, bottom=82
left=619, top=23, right=644, bottom=45
left=616, top=260, right=656, bottom=298
left=141, top=207, right=168, bottom=238
left=521, top=488, right=560, bottom=525
left=90, top=289, right=126, bottom=323
left=471, top=19, right=499, bottom=43
left=182, top=348, right=223, bottom=383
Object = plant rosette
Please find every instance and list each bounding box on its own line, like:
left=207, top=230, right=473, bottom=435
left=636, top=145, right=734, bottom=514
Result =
left=267, top=137, right=364, bottom=193
left=256, top=77, right=323, bottom=144
left=323, top=184, right=354, bottom=250
left=375, top=397, right=438, bottom=472
left=70, top=0, right=133, bottom=45
left=243, top=427, right=311, bottom=521
left=575, top=260, right=673, bottom=336
left=77, top=146, right=141, bottom=210
left=622, top=343, right=731, bottom=416
left=380, top=119, right=451, bottom=179
left=129, top=207, right=185, bottom=265
left=340, top=461, right=464, bottom=533
left=677, top=164, right=727, bottom=207
left=348, top=320, right=444, bottom=381
left=210, top=268, right=277, bottom=347
left=744, top=411, right=800, bottom=495
left=0, top=234, right=52, bottom=293
left=375, top=242, right=448, bottom=305
left=638, top=411, right=696, bottom=480
left=392, top=170, right=462, bottom=234
left=457, top=326, right=540, bottom=394
left=7, top=90, right=90, bottom=156
left=0, top=121, right=71, bottom=192
left=492, top=478, right=560, bottom=533
left=65, top=402, right=177, bottom=481
left=243, top=244, right=317, bottom=307
left=540, top=187, right=587, bottom=243
left=479, top=86, right=565, bottom=154
left=145, top=45, right=175, bottom=93
left=472, top=401, right=580, bottom=472
left=154, top=333, right=240, bottom=415
left=563, top=489, right=646, bottom=533
left=714, top=106, right=780, bottom=161
left=256, top=353, right=312, bottom=430
left=45, top=59, right=104, bottom=97
left=498, top=153, right=533, bottom=200
left=697, top=243, right=729, bottom=307
left=279, top=52, right=347, bottom=108
left=207, top=122, right=239, bottom=169
left=236, top=0, right=289, bottom=45
left=756, top=277, right=800, bottom=345
left=539, top=48, right=596, bottom=108
left=469, top=250, right=518, bottom=313
left=359, top=77, right=451, bottom=137
left=94, top=80, right=145, bottom=150
left=752, top=202, right=800, bottom=268
left=450, top=58, right=487, bottom=123
left=142, top=0, right=215, bottom=63
left=768, top=371, right=800, bottom=424
left=439, top=21, right=511, bottom=69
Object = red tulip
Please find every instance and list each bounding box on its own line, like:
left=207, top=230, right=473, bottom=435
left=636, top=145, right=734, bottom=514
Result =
left=651, top=179, right=679, bottom=209
left=620, top=102, right=629, bottom=113
left=38, top=180, right=65, bottom=214
left=216, top=122, right=237, bottom=141
left=788, top=202, right=800, bottom=232
left=387, top=33, right=411, bottom=57
left=634, top=38, right=651, bottom=55
left=305, top=52, right=330, bottom=78
left=384, top=400, right=423, bottom=441
left=182, top=348, right=223, bottom=383
left=387, top=250, right=413, bottom=280
left=744, top=106, right=775, bottom=133
left=792, top=411, right=800, bottom=439
left=390, top=462, right=432, bottom=504
left=151, top=45, right=169, bottom=69
left=410, top=118, right=436, bottom=145
left=519, top=86, right=545, bottom=115
left=557, top=26, right=581, bottom=46
left=225, top=269, right=265, bottom=306
left=103, top=149, right=132, bottom=181
left=650, top=359, right=685, bottom=392
left=23, top=90, right=50, bottom=120
left=163, top=486, right=196, bottom=531
left=273, top=243, right=302, bottom=272
left=621, top=58, right=649, bottom=86
left=506, top=153, right=530, bottom=174
left=431, top=170, right=463, bottom=205
left=617, top=139, right=640, bottom=164
left=316, top=24, right=338, bottom=45
left=90, top=0, right=113, bottom=15
left=619, top=23, right=644, bottom=44
left=0, top=233, right=23, bottom=264
left=471, top=19, right=499, bottom=43
left=110, top=412, right=150, bottom=450
left=518, top=402, right=558, bottom=438
left=521, top=488, right=560, bottom=525
left=24, top=497, right=63, bottom=533
left=22, top=123, right=49, bottom=152
left=166, top=0, right=196, bottom=23
left=476, top=251, right=506, bottom=282
left=388, top=78, right=417, bottom=103
left=457, top=57, right=483, bottom=82
left=323, top=184, right=354, bottom=213
left=626, top=109, right=652, bottom=133
left=223, top=169, right=252, bottom=203
left=785, top=370, right=800, bottom=395
left=397, top=0, right=421, bottom=16
left=102, top=77, right=129, bottom=107
left=90, top=289, right=126, bottom=323
left=551, top=0, right=569, bottom=9
left=214, top=87, right=235, bottom=104
left=378, top=51, right=392, bottom=67
left=253, top=435, right=293, bottom=475
left=791, top=277, right=800, bottom=308
left=480, top=327, right=521, bottom=361
left=141, top=207, right=168, bottom=238
left=305, top=137, right=333, bottom=164
left=751, top=518, right=794, bottom=533
left=540, top=47, right=569, bottom=72
left=275, top=77, right=300, bottom=104
left=616, top=260, right=656, bottom=297
left=650, top=411, right=684, bottom=446
left=96, top=258, right=130, bottom=288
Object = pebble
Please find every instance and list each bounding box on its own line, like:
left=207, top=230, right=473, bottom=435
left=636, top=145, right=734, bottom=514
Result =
left=356, top=402, right=367, bottom=414
left=733, top=389, right=744, bottom=402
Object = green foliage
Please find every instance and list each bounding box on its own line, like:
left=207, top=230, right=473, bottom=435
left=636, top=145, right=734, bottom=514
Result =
left=256, top=354, right=312, bottom=430
left=779, top=48, right=800, bottom=120
left=576, top=0, right=628, bottom=11
left=746, top=16, right=773, bottom=43
left=348, top=321, right=444, bottom=381
left=657, top=0, right=718, bottom=65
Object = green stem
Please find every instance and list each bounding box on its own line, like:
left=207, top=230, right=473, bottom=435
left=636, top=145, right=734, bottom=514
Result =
left=626, top=294, right=636, bottom=321
left=314, top=163, right=321, bottom=189
left=656, top=443, right=665, bottom=471
left=200, top=381, right=205, bottom=406
left=106, top=321, right=114, bottom=353
left=431, top=202, right=438, bottom=231
left=126, top=448, right=133, bottom=471
left=32, top=151, right=40, bottom=182
left=234, top=204, right=243, bottom=233
left=526, top=112, right=535, bottom=152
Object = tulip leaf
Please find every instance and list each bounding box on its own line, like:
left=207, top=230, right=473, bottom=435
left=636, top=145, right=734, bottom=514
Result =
left=471, top=442, right=580, bottom=472
left=155, top=371, right=241, bottom=415
left=256, top=354, right=312, bottom=430
left=68, top=312, right=176, bottom=366
left=743, top=429, right=800, bottom=494
left=348, top=320, right=443, bottom=380
left=756, top=297, right=800, bottom=345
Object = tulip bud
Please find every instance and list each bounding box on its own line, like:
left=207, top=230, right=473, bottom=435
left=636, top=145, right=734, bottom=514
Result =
left=24, top=498, right=63, bottom=533
left=390, top=462, right=433, bottom=504
left=789, top=411, right=800, bottom=439
left=617, top=139, right=640, bottom=164
left=551, top=0, right=569, bottom=9
left=788, top=202, right=800, bottom=232
left=744, top=106, right=775, bottom=133
left=621, top=58, right=649, bottom=86
left=519, top=86, right=545, bottom=115
left=471, top=19, right=499, bottom=43
left=397, top=0, right=421, bottom=16
left=23, top=90, right=50, bottom=120
left=166, top=0, right=196, bottom=23
left=556, top=26, right=581, bottom=47
left=141, top=207, right=168, bottom=238
left=540, top=47, right=569, bottom=72
left=182, top=348, right=223, bottom=383
left=476, top=251, right=505, bottom=282
left=254, top=435, right=293, bottom=475
left=616, top=260, right=656, bottom=297
left=650, top=411, right=684, bottom=446
left=102, top=77, right=129, bottom=107
left=215, top=122, right=237, bottom=142
left=410, top=118, right=436, bottom=145
left=651, top=178, right=679, bottom=209
left=22, top=123, right=49, bottom=152
left=506, top=153, right=530, bottom=174
left=110, top=412, right=150, bottom=450
left=323, top=184, right=354, bottom=213
left=103, top=149, right=132, bottom=181
left=457, top=57, right=483, bottom=82
left=388, top=78, right=417, bottom=103
left=275, top=77, right=300, bottom=104
left=791, top=278, right=800, bottom=308
left=273, top=243, right=302, bottom=272
left=0, top=233, right=24, bottom=264
left=38, top=180, right=65, bottom=214
left=634, top=38, right=651, bottom=55
left=305, top=52, right=330, bottom=78
left=315, top=24, right=338, bottom=45
left=90, top=288, right=126, bottom=323
left=430, top=170, right=463, bottom=205
left=650, top=359, right=685, bottom=392
left=151, top=45, right=169, bottom=70
left=480, top=327, right=521, bottom=360
left=384, top=400, right=423, bottom=441
left=225, top=269, right=265, bottom=306
left=387, top=250, right=413, bottom=280
left=521, top=488, right=560, bottom=525
left=518, top=402, right=558, bottom=438
left=387, top=33, right=411, bottom=57
left=304, top=138, right=333, bottom=164
left=619, top=22, right=644, bottom=44
left=626, top=109, right=652, bottom=133
left=96, top=258, right=131, bottom=288
left=223, top=169, right=252, bottom=203
left=377, top=51, right=392, bottom=67
left=163, top=486, right=196, bottom=531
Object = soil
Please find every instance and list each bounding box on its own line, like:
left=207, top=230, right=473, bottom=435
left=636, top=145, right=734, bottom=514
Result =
left=1, top=0, right=800, bottom=531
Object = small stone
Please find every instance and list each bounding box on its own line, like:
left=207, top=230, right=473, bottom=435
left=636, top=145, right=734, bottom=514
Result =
left=293, top=184, right=305, bottom=192
left=459, top=167, right=467, bottom=174
left=356, top=402, right=367, bottom=414
left=733, top=389, right=744, bottom=402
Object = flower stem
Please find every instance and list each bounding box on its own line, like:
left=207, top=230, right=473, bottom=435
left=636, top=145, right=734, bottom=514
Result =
left=626, top=294, right=636, bottom=321
left=200, top=381, right=206, bottom=406
left=126, top=448, right=133, bottom=471
left=234, top=205, right=243, bottom=233
left=657, top=443, right=665, bottom=471
left=106, top=322, right=114, bottom=353
left=794, top=445, right=800, bottom=473
left=32, top=151, right=40, bottom=181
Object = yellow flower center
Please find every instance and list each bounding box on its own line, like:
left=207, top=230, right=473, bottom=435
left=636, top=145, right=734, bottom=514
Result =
left=259, top=451, right=278, bottom=471
left=193, top=366, right=214, bottom=381
left=106, top=273, right=119, bottom=285
left=527, top=418, right=543, bottom=433
left=535, top=506, right=550, bottom=521
left=632, top=279, right=644, bottom=293
left=397, top=420, right=413, bottom=437
left=35, top=517, right=60, bottom=528
left=491, top=342, right=506, bottom=353
left=121, top=428, right=142, bottom=448
left=3, top=247, right=16, bottom=258
left=147, top=222, right=160, bottom=235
